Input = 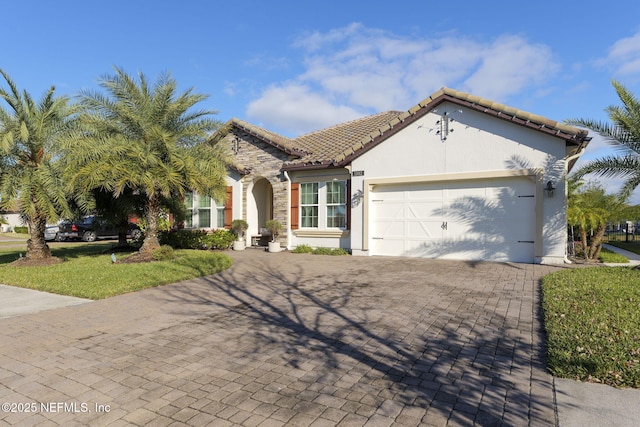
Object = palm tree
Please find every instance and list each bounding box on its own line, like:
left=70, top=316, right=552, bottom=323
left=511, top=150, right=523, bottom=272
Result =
left=0, top=69, right=76, bottom=260
left=566, top=80, right=640, bottom=199
left=568, top=179, right=620, bottom=260
left=65, top=67, right=229, bottom=257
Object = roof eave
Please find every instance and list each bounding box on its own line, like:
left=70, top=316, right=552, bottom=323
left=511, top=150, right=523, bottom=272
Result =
left=334, top=90, right=592, bottom=166
left=281, top=160, right=341, bottom=172
left=229, top=120, right=307, bottom=157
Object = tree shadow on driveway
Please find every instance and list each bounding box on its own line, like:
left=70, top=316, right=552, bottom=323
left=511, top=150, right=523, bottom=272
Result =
left=155, top=253, right=557, bottom=426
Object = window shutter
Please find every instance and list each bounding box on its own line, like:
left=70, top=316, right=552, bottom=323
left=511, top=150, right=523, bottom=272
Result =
left=290, top=182, right=300, bottom=230
left=224, top=186, right=233, bottom=229
left=346, top=180, right=351, bottom=230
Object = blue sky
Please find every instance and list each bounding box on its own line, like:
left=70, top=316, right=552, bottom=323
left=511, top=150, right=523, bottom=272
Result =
left=2, top=0, right=640, bottom=202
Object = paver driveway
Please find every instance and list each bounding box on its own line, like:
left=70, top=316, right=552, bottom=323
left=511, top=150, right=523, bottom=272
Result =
left=0, top=250, right=561, bottom=426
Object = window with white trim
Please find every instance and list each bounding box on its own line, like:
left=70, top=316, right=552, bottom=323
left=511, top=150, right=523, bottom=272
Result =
left=326, top=181, right=346, bottom=228
left=299, top=181, right=347, bottom=229
left=197, top=196, right=211, bottom=228
left=300, top=183, right=318, bottom=228
left=184, top=192, right=223, bottom=229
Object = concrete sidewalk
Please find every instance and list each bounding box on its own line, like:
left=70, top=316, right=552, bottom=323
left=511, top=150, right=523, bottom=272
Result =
left=0, top=250, right=638, bottom=426
left=554, top=378, right=640, bottom=427
left=0, top=284, right=91, bottom=319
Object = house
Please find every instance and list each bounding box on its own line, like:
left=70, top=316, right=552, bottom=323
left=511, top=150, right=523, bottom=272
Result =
left=186, top=88, right=590, bottom=264
left=0, top=207, right=23, bottom=232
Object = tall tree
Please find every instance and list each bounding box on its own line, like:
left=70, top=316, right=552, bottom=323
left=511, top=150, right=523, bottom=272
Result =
left=0, top=69, right=76, bottom=260
left=65, top=67, right=228, bottom=257
left=566, top=80, right=640, bottom=199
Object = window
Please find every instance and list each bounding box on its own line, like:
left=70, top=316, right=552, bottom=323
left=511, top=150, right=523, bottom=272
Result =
left=300, top=183, right=318, bottom=228
left=326, top=181, right=346, bottom=228
left=185, top=192, right=194, bottom=228
left=216, top=206, right=225, bottom=228
left=184, top=192, right=222, bottom=229
left=298, top=181, right=347, bottom=229
left=197, top=196, right=211, bottom=228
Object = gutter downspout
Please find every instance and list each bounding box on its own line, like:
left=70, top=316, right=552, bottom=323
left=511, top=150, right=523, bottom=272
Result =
left=283, top=170, right=292, bottom=251
left=563, top=147, right=587, bottom=264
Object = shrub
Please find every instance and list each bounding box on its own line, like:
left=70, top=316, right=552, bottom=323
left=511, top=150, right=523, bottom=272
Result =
left=328, top=248, right=349, bottom=256
left=311, top=247, right=333, bottom=255
left=203, top=229, right=235, bottom=250
left=311, top=247, right=349, bottom=256
left=14, top=226, right=28, bottom=234
left=292, top=244, right=313, bottom=254
left=159, top=229, right=208, bottom=249
left=152, top=245, right=175, bottom=261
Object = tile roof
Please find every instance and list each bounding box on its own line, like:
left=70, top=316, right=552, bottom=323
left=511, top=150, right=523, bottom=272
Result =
left=217, top=88, right=591, bottom=172
left=227, top=118, right=307, bottom=156
left=291, top=111, right=403, bottom=166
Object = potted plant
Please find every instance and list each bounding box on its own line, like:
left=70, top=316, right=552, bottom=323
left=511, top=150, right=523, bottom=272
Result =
left=265, top=219, right=282, bottom=252
left=231, top=219, right=248, bottom=251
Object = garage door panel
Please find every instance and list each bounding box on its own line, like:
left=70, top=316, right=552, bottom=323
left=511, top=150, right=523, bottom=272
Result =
left=372, top=200, right=403, bottom=217
left=370, top=177, right=536, bottom=263
left=370, top=238, right=405, bottom=256
left=406, top=201, right=441, bottom=218
left=407, top=219, right=442, bottom=238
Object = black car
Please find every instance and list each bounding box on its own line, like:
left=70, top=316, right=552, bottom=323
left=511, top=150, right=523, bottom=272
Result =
left=57, top=216, right=142, bottom=242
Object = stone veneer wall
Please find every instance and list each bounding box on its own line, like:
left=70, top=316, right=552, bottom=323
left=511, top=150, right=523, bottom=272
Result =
left=224, top=130, right=292, bottom=242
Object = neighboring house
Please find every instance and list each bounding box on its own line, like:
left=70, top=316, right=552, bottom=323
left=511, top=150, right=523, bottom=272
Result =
left=190, top=88, right=590, bottom=264
left=0, top=210, right=23, bottom=232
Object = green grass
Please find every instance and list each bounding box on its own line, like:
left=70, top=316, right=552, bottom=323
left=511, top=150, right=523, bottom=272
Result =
left=0, top=243, right=232, bottom=300
left=598, top=247, right=629, bottom=263
left=542, top=267, right=640, bottom=388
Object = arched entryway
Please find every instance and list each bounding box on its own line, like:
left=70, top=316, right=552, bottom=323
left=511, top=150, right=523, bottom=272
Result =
left=246, top=177, right=273, bottom=244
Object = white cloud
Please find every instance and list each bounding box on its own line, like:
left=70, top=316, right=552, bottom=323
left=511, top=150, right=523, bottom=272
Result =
left=246, top=83, right=362, bottom=136
left=463, top=35, right=558, bottom=100
left=600, top=30, right=640, bottom=77
left=247, top=24, right=560, bottom=134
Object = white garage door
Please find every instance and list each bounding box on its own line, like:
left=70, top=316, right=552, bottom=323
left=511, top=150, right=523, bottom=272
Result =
left=370, top=177, right=536, bottom=262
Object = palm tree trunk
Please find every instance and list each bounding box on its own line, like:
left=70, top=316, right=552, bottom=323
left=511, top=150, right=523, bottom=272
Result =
left=117, top=217, right=129, bottom=247
left=140, top=195, right=161, bottom=254
left=26, top=216, right=51, bottom=259
left=589, top=225, right=607, bottom=260
left=579, top=227, right=589, bottom=259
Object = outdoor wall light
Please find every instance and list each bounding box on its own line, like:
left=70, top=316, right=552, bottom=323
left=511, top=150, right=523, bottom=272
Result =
left=545, top=180, right=556, bottom=197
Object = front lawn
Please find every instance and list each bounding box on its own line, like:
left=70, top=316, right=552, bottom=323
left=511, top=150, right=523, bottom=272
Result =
left=0, top=243, right=232, bottom=299
left=541, top=267, right=640, bottom=388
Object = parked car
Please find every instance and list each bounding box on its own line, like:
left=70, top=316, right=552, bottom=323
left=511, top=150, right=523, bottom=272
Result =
left=44, top=225, right=60, bottom=241
left=57, top=216, right=142, bottom=242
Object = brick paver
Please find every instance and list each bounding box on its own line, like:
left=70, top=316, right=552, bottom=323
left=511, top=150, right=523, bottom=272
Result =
left=0, top=250, right=560, bottom=426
